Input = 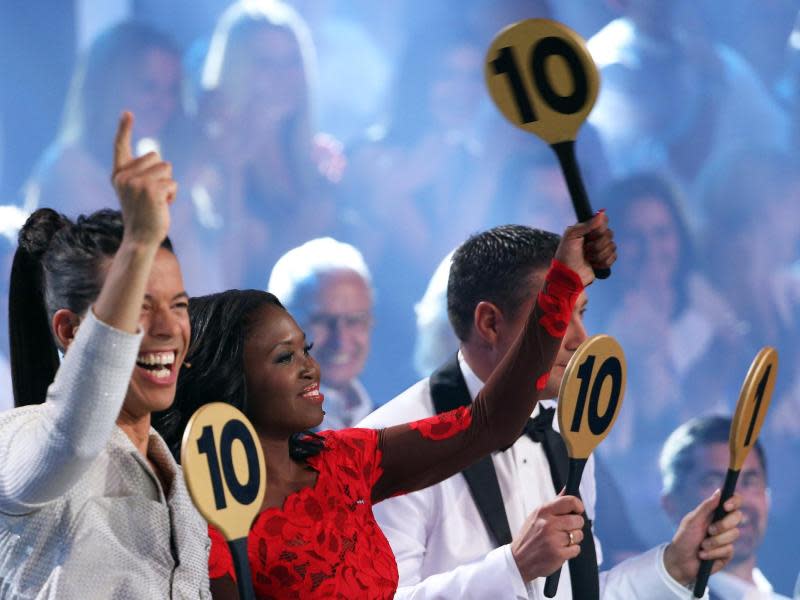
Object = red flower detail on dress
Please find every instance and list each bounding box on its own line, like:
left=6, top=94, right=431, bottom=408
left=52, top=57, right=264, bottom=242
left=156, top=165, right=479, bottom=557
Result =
left=535, top=371, right=550, bottom=391
left=207, top=428, right=397, bottom=598
left=408, top=405, right=473, bottom=441
left=537, top=259, right=583, bottom=338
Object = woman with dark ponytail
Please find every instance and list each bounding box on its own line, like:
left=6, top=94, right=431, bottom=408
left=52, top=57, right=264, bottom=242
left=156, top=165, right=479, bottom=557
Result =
left=0, top=113, right=210, bottom=598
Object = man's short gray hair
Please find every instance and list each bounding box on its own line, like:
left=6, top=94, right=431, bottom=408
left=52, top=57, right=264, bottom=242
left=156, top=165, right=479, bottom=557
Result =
left=267, top=237, right=372, bottom=311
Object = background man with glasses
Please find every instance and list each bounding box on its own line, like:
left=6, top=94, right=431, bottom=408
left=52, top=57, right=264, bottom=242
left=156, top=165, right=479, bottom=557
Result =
left=660, top=415, right=789, bottom=599
left=269, top=237, right=375, bottom=429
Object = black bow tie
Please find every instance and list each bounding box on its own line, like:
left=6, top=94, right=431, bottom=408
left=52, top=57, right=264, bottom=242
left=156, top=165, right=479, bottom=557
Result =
left=524, top=406, right=556, bottom=443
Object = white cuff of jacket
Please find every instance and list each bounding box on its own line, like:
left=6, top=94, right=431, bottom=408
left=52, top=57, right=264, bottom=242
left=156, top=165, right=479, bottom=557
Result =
left=601, top=544, right=709, bottom=599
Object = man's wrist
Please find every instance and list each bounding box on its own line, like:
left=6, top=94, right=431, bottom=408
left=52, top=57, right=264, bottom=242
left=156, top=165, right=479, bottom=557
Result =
left=502, top=544, right=533, bottom=598
left=663, top=542, right=692, bottom=586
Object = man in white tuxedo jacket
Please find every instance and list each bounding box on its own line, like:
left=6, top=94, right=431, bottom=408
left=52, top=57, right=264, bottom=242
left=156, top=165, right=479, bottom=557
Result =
left=661, top=416, right=791, bottom=600
left=360, top=225, right=742, bottom=599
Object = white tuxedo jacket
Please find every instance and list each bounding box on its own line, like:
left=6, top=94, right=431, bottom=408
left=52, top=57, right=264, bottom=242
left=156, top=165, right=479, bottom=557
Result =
left=359, top=353, right=699, bottom=599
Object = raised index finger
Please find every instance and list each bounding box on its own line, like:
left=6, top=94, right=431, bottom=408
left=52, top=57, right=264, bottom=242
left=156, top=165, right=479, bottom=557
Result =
left=113, top=111, right=134, bottom=173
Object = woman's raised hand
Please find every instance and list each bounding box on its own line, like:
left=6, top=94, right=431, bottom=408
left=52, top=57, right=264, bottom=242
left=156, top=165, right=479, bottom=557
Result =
left=111, top=111, right=176, bottom=247
left=554, top=211, right=616, bottom=288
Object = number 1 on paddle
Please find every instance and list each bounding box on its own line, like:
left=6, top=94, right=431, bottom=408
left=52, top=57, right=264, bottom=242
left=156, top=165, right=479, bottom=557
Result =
left=693, top=347, right=778, bottom=598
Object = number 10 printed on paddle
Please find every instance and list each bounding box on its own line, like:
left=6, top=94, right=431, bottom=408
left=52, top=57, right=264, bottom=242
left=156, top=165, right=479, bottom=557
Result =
left=545, top=335, right=627, bottom=598
left=693, top=347, right=778, bottom=598
left=182, top=403, right=267, bottom=600
left=485, top=19, right=609, bottom=279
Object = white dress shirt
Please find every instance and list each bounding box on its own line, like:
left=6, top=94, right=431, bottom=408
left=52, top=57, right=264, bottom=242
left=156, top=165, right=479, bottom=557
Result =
left=359, top=352, right=698, bottom=599
left=711, top=569, right=791, bottom=600
left=0, top=311, right=210, bottom=599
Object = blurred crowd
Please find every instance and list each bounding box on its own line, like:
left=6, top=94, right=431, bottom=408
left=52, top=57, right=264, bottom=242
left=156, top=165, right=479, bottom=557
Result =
left=1, top=0, right=799, bottom=593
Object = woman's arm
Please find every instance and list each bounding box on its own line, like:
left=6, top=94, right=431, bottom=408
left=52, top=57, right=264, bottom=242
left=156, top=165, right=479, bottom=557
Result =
left=0, top=312, right=142, bottom=512
left=95, top=111, right=175, bottom=332
left=371, top=214, right=615, bottom=503
left=0, top=113, right=177, bottom=511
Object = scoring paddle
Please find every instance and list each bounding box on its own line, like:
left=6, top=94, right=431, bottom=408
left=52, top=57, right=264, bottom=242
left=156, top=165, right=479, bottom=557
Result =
left=484, top=18, right=609, bottom=279
left=182, top=403, right=267, bottom=600
left=544, top=334, right=627, bottom=598
left=692, top=347, right=778, bottom=598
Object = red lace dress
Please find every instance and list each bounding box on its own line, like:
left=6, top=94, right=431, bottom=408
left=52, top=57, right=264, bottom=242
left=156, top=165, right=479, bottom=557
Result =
left=207, top=260, right=583, bottom=598
left=208, top=428, right=399, bottom=598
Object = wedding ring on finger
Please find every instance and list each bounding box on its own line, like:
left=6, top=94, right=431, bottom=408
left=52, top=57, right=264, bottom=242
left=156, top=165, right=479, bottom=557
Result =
left=567, top=530, right=576, bottom=547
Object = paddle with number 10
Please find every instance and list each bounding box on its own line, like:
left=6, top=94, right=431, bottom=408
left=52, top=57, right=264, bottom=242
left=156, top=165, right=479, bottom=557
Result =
left=544, top=335, right=627, bottom=599
left=485, top=19, right=609, bottom=279
left=693, top=347, right=778, bottom=598
left=182, top=403, right=268, bottom=600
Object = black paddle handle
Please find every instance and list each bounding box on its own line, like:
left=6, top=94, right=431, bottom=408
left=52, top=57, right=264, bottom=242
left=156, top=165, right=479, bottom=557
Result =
left=544, top=457, right=588, bottom=598
left=229, top=536, right=256, bottom=600
left=550, top=141, right=610, bottom=280
left=693, top=468, right=740, bottom=598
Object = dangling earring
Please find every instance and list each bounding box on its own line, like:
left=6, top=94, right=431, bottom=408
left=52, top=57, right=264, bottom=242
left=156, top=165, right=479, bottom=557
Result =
left=183, top=361, right=192, bottom=369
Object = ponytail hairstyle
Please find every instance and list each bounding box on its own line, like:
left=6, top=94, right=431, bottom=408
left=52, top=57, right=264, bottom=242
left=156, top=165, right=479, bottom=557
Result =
left=153, top=289, right=324, bottom=462
left=9, top=208, right=173, bottom=407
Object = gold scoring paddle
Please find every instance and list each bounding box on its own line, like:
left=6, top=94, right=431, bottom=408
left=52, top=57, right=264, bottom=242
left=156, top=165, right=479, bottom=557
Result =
left=485, top=18, right=609, bottom=279
left=693, top=347, right=779, bottom=598
left=545, top=334, right=627, bottom=598
left=182, top=403, right=267, bottom=600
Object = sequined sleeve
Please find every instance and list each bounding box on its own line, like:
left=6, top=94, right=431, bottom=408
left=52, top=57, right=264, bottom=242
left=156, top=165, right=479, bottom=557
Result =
left=0, top=310, right=142, bottom=513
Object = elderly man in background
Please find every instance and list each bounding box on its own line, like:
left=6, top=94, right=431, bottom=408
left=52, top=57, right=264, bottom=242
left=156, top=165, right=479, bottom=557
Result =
left=268, top=237, right=375, bottom=429
left=661, top=415, right=790, bottom=599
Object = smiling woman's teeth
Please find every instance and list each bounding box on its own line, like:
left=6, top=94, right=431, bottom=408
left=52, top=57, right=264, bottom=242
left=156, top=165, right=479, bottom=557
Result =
left=301, top=384, right=321, bottom=398
left=146, top=367, right=170, bottom=379
left=136, top=351, right=176, bottom=379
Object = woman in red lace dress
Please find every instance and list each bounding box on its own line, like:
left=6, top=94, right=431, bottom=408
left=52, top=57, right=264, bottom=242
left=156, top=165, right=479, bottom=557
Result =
left=157, top=214, right=615, bottom=598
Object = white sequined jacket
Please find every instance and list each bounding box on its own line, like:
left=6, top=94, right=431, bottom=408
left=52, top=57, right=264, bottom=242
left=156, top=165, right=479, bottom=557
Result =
left=0, top=311, right=210, bottom=599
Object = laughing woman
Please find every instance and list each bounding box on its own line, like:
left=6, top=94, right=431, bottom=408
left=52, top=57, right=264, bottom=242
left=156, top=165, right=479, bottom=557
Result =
left=0, top=113, right=210, bottom=598
left=157, top=214, right=617, bottom=598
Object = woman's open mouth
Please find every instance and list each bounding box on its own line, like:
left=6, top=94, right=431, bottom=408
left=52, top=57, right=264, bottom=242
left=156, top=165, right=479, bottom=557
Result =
left=135, top=350, right=178, bottom=385
left=299, top=383, right=324, bottom=405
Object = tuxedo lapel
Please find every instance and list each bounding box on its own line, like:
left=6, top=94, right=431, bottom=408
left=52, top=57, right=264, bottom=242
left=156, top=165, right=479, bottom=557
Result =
left=430, top=356, right=599, bottom=597
left=429, top=355, right=512, bottom=547
left=542, top=427, right=568, bottom=493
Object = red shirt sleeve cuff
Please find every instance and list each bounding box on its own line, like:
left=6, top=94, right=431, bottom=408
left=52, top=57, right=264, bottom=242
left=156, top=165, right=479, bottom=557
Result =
left=547, top=259, right=584, bottom=293
left=536, top=259, right=584, bottom=339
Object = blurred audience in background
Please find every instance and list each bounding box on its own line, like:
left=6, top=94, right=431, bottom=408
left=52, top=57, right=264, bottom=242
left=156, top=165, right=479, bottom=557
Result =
left=346, top=24, right=492, bottom=276
left=661, top=416, right=790, bottom=600
left=689, top=147, right=800, bottom=421
left=268, top=237, right=374, bottom=430
left=176, top=0, right=342, bottom=294
left=587, top=172, right=736, bottom=542
left=588, top=0, right=787, bottom=185
left=343, top=16, right=494, bottom=400
left=778, top=10, right=800, bottom=156
left=25, top=22, right=183, bottom=216
left=0, top=1, right=798, bottom=593
left=287, top=0, right=400, bottom=145
left=412, top=250, right=457, bottom=379
left=593, top=454, right=648, bottom=568
left=691, top=0, right=797, bottom=96
left=488, top=145, right=576, bottom=233
left=0, top=205, right=28, bottom=411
